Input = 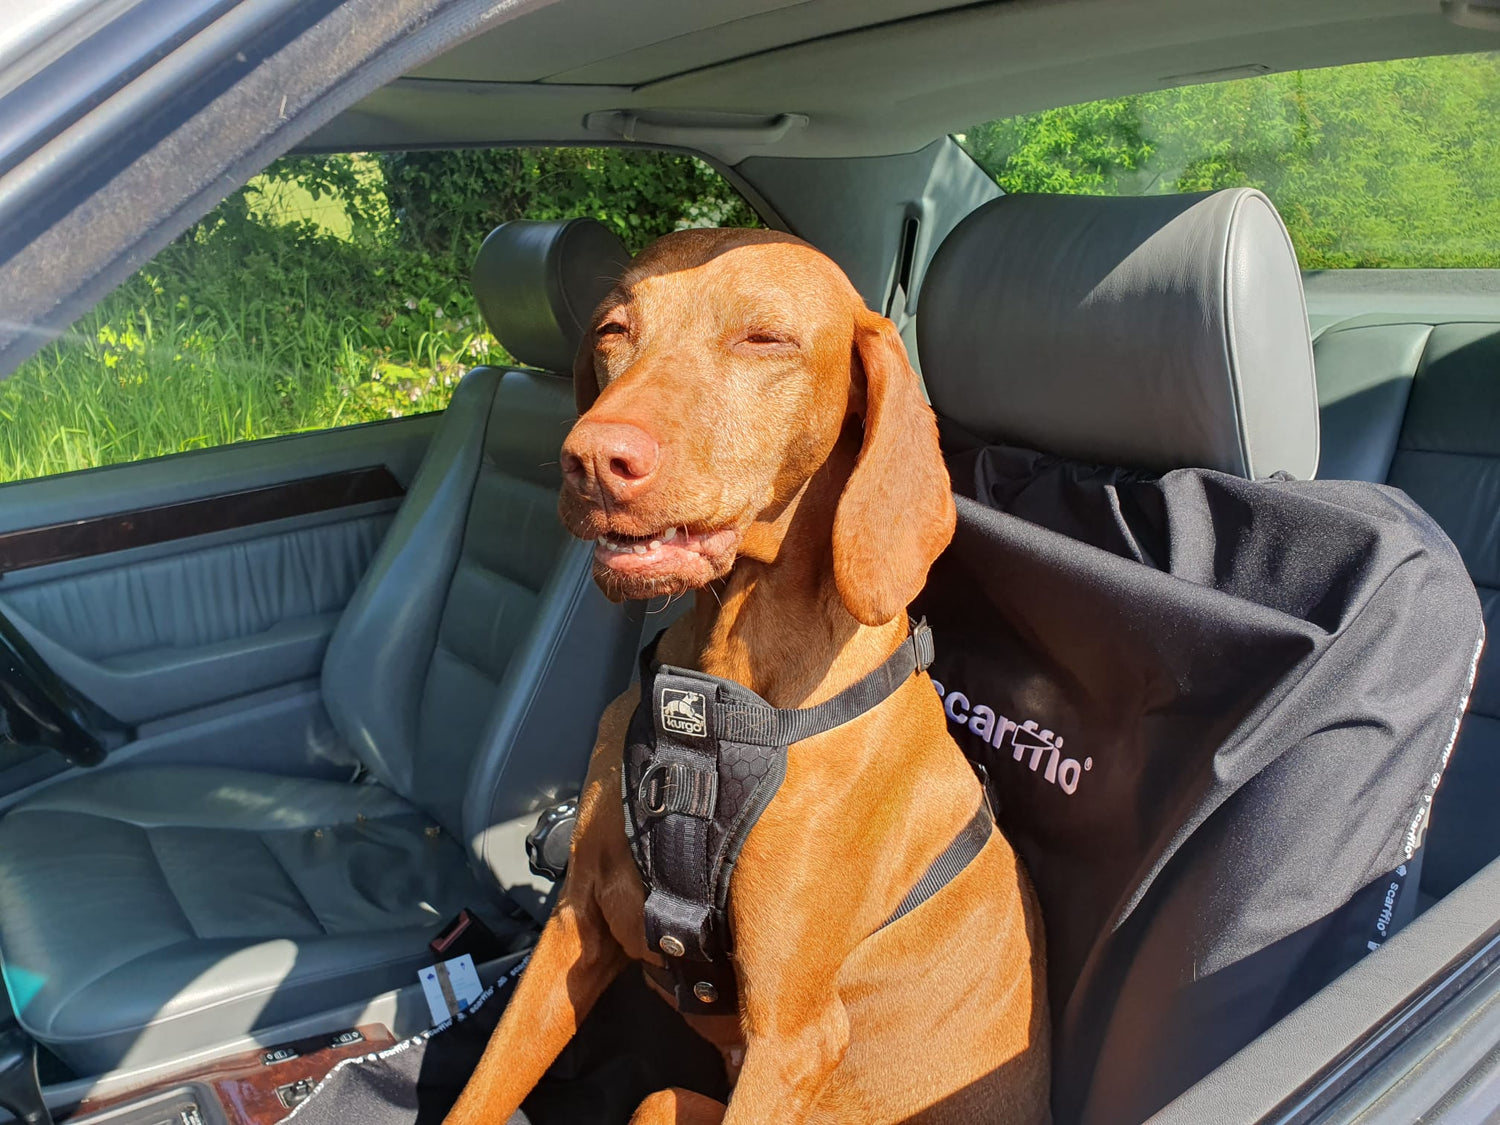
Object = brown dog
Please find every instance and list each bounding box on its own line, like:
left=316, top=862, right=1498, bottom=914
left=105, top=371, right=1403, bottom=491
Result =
left=446, top=229, right=1049, bottom=1124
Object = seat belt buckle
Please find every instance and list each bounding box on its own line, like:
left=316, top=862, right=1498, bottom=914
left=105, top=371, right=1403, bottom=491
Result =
left=429, top=908, right=506, bottom=964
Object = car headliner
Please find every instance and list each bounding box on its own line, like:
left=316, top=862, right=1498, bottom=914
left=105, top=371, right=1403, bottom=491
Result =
left=2, top=0, right=1492, bottom=388
left=304, top=0, right=1497, bottom=161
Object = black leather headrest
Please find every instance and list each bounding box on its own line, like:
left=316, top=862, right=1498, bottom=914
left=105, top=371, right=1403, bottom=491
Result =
left=918, top=189, right=1319, bottom=480
left=471, top=219, right=632, bottom=373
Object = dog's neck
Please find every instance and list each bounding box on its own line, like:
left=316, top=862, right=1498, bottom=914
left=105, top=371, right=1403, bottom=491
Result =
left=686, top=428, right=908, bottom=711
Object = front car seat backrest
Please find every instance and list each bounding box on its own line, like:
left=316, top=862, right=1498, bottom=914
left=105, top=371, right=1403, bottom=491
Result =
left=912, top=190, right=1479, bottom=1124
left=323, top=218, right=638, bottom=876
left=919, top=189, right=1320, bottom=480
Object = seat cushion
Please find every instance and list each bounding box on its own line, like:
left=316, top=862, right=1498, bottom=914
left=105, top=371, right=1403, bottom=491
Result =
left=0, top=766, right=516, bottom=1074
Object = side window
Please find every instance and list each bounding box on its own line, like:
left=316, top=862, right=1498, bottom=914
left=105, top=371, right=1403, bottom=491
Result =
left=958, top=51, right=1500, bottom=269
left=1, top=147, right=758, bottom=484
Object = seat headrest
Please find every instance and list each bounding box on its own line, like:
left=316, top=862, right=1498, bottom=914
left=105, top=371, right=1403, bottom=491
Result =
left=918, top=189, right=1319, bottom=480
left=472, top=219, right=633, bottom=373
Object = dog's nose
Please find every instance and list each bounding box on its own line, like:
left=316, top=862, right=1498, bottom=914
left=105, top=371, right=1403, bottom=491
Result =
left=561, top=422, right=661, bottom=502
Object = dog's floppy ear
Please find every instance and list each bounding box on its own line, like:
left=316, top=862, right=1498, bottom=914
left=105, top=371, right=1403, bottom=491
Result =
left=833, top=311, right=957, bottom=627
left=572, top=333, right=601, bottom=416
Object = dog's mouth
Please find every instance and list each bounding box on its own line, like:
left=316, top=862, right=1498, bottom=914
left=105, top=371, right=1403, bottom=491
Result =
left=572, top=515, right=742, bottom=602
left=558, top=483, right=746, bottom=600
left=593, top=524, right=738, bottom=573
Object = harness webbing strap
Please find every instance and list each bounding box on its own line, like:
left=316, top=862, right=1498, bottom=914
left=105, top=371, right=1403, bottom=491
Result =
left=880, top=803, right=993, bottom=930
left=715, top=623, right=936, bottom=747
left=639, top=760, right=717, bottom=818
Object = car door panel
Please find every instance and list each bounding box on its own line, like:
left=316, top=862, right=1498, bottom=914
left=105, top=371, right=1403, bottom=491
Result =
left=5, top=516, right=383, bottom=723
left=0, top=414, right=441, bottom=779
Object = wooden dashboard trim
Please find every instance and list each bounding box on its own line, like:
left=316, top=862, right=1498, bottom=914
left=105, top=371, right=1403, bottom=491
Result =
left=0, top=466, right=405, bottom=574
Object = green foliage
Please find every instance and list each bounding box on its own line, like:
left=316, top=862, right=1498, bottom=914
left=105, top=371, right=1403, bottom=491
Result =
left=1, top=148, right=760, bottom=484
left=962, top=99, right=1154, bottom=195
left=960, top=50, right=1500, bottom=268
left=379, top=147, right=759, bottom=257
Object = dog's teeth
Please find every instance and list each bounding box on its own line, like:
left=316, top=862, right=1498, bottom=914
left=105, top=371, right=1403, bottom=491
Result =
left=661, top=527, right=678, bottom=542
left=649, top=539, right=661, bottom=550
left=633, top=543, right=648, bottom=554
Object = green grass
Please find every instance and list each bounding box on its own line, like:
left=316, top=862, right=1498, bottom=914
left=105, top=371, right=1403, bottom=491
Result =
left=0, top=299, right=478, bottom=482
left=0, top=167, right=496, bottom=484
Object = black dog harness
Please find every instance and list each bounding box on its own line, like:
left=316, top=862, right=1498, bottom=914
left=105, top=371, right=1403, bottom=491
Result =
left=623, top=619, right=994, bottom=1014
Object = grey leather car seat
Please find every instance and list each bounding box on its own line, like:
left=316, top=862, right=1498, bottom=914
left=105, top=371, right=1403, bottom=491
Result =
left=0, top=219, right=639, bottom=1075
left=1313, top=313, right=1499, bottom=901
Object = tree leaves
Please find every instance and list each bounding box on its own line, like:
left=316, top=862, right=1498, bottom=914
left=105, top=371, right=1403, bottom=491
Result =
left=960, top=51, right=1500, bottom=268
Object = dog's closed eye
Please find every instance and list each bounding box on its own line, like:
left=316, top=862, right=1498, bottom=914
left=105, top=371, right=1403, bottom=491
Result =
left=736, top=330, right=799, bottom=350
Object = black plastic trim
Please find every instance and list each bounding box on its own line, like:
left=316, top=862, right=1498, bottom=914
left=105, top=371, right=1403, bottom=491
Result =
left=0, top=0, right=338, bottom=264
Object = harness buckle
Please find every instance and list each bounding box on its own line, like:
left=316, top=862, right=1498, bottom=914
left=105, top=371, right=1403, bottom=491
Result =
left=638, top=760, right=717, bottom=819
left=911, top=616, right=936, bottom=672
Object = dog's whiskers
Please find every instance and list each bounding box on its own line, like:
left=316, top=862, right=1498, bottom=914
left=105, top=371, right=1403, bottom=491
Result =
left=645, top=591, right=683, bottom=616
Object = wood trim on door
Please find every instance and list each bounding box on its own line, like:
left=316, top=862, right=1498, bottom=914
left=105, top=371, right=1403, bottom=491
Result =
left=0, top=466, right=405, bottom=574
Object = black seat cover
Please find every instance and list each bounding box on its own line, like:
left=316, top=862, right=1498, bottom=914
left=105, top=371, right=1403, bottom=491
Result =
left=913, top=191, right=1483, bottom=1124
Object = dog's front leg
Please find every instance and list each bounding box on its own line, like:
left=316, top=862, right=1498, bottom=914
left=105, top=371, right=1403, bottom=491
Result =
left=722, top=983, right=851, bottom=1124
left=446, top=695, right=642, bottom=1124
left=629, top=1088, right=728, bottom=1124
left=445, top=887, right=626, bottom=1123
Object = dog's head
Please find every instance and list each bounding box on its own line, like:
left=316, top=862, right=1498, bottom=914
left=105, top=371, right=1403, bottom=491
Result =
left=559, top=227, right=954, bottom=627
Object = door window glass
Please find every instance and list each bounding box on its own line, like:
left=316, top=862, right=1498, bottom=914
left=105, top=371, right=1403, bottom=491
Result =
left=1, top=148, right=758, bottom=483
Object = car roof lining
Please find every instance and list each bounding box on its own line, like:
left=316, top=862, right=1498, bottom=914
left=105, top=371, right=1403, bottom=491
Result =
left=303, top=0, right=1497, bottom=161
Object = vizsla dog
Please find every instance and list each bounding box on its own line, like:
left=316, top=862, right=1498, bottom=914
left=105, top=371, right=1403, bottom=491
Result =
left=447, top=229, right=1049, bottom=1124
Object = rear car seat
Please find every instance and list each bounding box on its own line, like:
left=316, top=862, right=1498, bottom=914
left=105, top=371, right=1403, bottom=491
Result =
left=1314, top=312, right=1500, bottom=900
left=0, top=218, right=639, bottom=1075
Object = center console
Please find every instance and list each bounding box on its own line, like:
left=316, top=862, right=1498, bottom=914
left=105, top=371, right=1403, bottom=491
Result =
left=65, top=1025, right=397, bottom=1125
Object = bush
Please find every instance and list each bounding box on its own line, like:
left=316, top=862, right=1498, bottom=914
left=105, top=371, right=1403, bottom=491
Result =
left=0, top=148, right=761, bottom=483
left=379, top=147, right=759, bottom=258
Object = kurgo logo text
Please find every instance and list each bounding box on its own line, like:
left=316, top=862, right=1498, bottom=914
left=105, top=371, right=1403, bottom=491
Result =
left=930, top=680, right=1092, bottom=796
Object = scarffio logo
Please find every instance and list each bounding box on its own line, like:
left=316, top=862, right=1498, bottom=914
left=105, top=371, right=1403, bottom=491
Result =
left=660, top=688, right=707, bottom=738
left=930, top=680, right=1092, bottom=796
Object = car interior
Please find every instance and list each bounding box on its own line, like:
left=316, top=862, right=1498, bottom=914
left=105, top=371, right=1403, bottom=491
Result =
left=0, top=2, right=1498, bottom=1123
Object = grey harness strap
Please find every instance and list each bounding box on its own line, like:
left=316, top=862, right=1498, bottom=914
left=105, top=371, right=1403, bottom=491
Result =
left=622, top=619, right=994, bottom=1015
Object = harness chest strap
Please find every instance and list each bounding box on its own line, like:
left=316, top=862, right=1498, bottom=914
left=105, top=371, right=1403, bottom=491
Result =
left=622, top=619, right=994, bottom=1015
